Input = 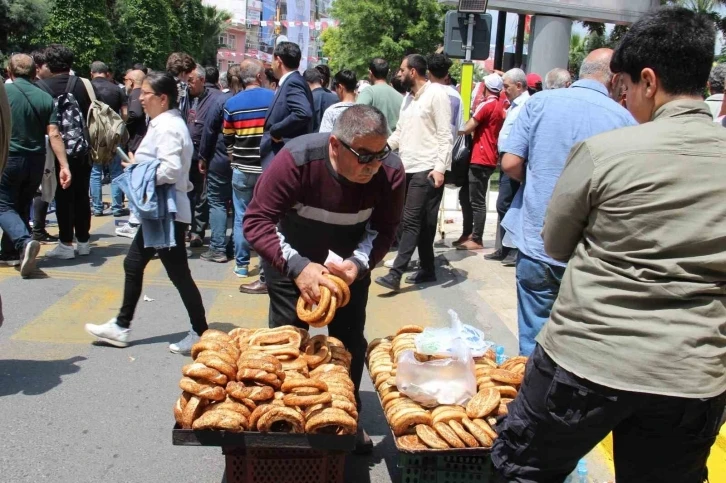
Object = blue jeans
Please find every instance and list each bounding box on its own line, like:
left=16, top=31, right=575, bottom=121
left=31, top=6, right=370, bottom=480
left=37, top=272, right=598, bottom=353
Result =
left=232, top=170, right=259, bottom=267
left=207, top=170, right=233, bottom=254
left=515, top=252, right=566, bottom=356
left=0, top=154, right=45, bottom=254
left=90, top=155, right=125, bottom=214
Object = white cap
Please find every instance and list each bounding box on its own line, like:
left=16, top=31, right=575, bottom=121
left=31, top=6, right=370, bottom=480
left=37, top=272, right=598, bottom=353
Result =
left=484, top=73, right=503, bottom=93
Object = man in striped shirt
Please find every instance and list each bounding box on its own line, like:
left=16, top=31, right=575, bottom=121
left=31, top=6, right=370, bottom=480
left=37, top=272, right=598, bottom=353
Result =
left=223, top=60, right=275, bottom=280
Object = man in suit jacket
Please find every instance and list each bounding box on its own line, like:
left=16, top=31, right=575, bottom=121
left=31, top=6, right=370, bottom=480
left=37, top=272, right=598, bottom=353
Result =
left=259, top=42, right=314, bottom=170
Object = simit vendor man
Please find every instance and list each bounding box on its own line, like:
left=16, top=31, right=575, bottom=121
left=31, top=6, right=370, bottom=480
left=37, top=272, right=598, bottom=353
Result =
left=244, top=104, right=406, bottom=452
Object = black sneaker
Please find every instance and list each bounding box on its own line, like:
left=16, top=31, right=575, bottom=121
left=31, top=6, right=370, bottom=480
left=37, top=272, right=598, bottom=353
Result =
left=484, top=249, right=506, bottom=261
left=405, top=270, right=437, bottom=284
left=113, top=208, right=130, bottom=217
left=375, top=273, right=401, bottom=292
left=501, top=249, right=518, bottom=267
left=189, top=234, right=204, bottom=248
left=32, top=231, right=59, bottom=244
left=0, top=253, right=21, bottom=266
left=200, top=250, right=228, bottom=263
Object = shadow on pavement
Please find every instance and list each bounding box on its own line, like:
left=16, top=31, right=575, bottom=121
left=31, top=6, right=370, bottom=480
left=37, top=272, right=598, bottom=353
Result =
left=37, top=243, right=130, bottom=270
left=355, top=391, right=400, bottom=483
left=128, top=331, right=188, bottom=347
left=0, top=355, right=86, bottom=397
left=377, top=255, right=468, bottom=297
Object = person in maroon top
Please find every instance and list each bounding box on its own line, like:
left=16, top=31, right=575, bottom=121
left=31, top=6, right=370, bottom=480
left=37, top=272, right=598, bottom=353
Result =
left=243, top=104, right=405, bottom=452
left=455, top=74, right=506, bottom=251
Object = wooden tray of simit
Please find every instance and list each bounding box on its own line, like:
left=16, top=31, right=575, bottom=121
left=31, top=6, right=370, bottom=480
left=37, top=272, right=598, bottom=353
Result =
left=172, top=424, right=355, bottom=451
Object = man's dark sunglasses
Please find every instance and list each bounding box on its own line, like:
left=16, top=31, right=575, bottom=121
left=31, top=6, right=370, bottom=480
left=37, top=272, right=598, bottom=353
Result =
left=339, top=140, right=391, bottom=164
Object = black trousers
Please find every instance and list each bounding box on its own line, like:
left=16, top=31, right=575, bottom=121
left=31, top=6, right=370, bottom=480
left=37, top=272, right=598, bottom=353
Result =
left=391, top=170, right=444, bottom=278
left=263, top=259, right=369, bottom=410
left=494, top=170, right=520, bottom=252
left=55, top=156, right=91, bottom=244
left=469, top=164, right=495, bottom=243
left=116, top=222, right=208, bottom=335
left=188, top=160, right=208, bottom=238
left=459, top=182, right=472, bottom=239
left=32, top=196, right=49, bottom=238
left=492, top=345, right=726, bottom=483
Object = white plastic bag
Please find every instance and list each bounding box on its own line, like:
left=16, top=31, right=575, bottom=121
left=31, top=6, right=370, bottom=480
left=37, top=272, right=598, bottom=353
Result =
left=415, top=309, right=493, bottom=357
left=395, top=338, right=477, bottom=407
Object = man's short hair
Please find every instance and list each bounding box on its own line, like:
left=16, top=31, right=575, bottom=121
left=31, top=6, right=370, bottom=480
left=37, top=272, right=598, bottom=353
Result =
left=426, top=53, right=453, bottom=79
left=205, top=66, right=220, bottom=85
left=545, top=68, right=572, bottom=90
left=303, top=67, right=323, bottom=85
left=315, top=64, right=331, bottom=88
left=132, top=63, right=148, bottom=75
left=405, top=54, right=427, bottom=77
left=503, top=68, right=527, bottom=88
left=274, top=42, right=301, bottom=70
left=30, top=49, right=46, bottom=68
left=239, top=59, right=264, bottom=86
left=265, top=67, right=277, bottom=86
left=708, top=64, right=726, bottom=94
left=332, top=105, right=388, bottom=144
left=611, top=7, right=715, bottom=96
left=333, top=69, right=357, bottom=92
left=44, top=44, right=74, bottom=73
left=9, top=54, right=36, bottom=79
left=369, top=58, right=389, bottom=80
left=193, top=64, right=206, bottom=82
left=90, top=61, right=109, bottom=74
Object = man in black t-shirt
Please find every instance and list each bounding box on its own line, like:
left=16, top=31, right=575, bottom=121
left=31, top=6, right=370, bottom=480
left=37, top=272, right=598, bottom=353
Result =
left=37, top=44, right=98, bottom=260
left=89, top=61, right=128, bottom=217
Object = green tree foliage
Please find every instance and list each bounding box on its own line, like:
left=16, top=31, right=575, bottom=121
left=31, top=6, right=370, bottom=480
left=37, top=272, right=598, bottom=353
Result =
left=199, top=5, right=231, bottom=66
left=0, top=0, right=51, bottom=58
left=448, top=60, right=487, bottom=84
left=38, top=0, right=116, bottom=76
left=173, top=0, right=205, bottom=60
left=115, top=0, right=176, bottom=71
left=321, top=0, right=445, bottom=76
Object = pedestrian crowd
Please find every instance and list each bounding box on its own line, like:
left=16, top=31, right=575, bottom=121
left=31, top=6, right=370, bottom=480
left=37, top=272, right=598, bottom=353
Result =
left=0, top=4, right=723, bottom=479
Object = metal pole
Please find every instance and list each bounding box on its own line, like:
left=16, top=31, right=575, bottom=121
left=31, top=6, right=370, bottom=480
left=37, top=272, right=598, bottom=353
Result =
left=515, top=14, right=526, bottom=68
left=494, top=10, right=506, bottom=70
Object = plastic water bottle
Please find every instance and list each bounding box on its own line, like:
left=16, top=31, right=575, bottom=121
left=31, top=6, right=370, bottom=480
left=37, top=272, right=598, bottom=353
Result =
left=495, top=345, right=506, bottom=365
left=576, top=459, right=588, bottom=483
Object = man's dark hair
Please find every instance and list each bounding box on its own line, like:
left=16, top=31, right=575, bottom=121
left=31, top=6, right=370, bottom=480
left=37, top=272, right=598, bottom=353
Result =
left=315, top=64, right=331, bottom=88
left=449, top=76, right=458, bottom=87
left=132, top=63, right=148, bottom=75
left=265, top=67, right=278, bottom=86
left=303, top=67, right=323, bottom=85
left=90, top=61, right=109, bottom=74
left=611, top=6, right=715, bottom=96
left=44, top=44, right=74, bottom=73
left=369, top=58, right=389, bottom=80
left=333, top=69, right=357, bottom=92
left=273, top=42, right=301, bottom=70
left=205, top=65, right=220, bottom=85
left=30, top=49, right=46, bottom=68
left=426, top=53, right=453, bottom=79
left=405, top=54, right=427, bottom=77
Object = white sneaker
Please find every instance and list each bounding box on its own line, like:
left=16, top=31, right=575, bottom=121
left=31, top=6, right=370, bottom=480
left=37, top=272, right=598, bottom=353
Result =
left=384, top=259, right=395, bottom=268
left=85, top=318, right=130, bottom=347
left=20, top=240, right=41, bottom=278
left=115, top=223, right=138, bottom=239
left=46, top=243, right=76, bottom=259
left=169, top=330, right=200, bottom=355
left=76, top=241, right=91, bottom=256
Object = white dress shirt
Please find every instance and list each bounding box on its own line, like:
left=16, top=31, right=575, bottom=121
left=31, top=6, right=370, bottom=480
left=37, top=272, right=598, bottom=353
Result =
left=277, top=71, right=294, bottom=89
left=498, top=90, right=530, bottom=152
left=388, top=81, right=453, bottom=174
left=133, top=109, right=194, bottom=224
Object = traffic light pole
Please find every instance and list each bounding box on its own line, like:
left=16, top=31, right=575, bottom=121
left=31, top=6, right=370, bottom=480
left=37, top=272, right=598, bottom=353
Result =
left=461, top=13, right=475, bottom=120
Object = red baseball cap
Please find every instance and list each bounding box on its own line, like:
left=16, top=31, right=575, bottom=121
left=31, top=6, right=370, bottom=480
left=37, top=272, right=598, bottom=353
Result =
left=526, top=73, right=542, bottom=89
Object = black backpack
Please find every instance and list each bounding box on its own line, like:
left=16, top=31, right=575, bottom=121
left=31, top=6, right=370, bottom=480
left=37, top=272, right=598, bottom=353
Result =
left=38, top=77, right=90, bottom=157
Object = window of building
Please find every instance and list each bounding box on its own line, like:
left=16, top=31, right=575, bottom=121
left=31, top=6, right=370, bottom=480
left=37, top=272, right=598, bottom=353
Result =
left=219, top=33, right=237, bottom=50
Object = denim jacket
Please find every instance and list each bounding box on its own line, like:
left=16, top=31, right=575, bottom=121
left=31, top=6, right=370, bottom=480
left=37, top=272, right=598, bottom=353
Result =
left=116, top=159, right=177, bottom=248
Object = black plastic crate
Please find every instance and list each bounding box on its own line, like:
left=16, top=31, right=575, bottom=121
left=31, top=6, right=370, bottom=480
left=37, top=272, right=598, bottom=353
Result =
left=399, top=453, right=493, bottom=483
